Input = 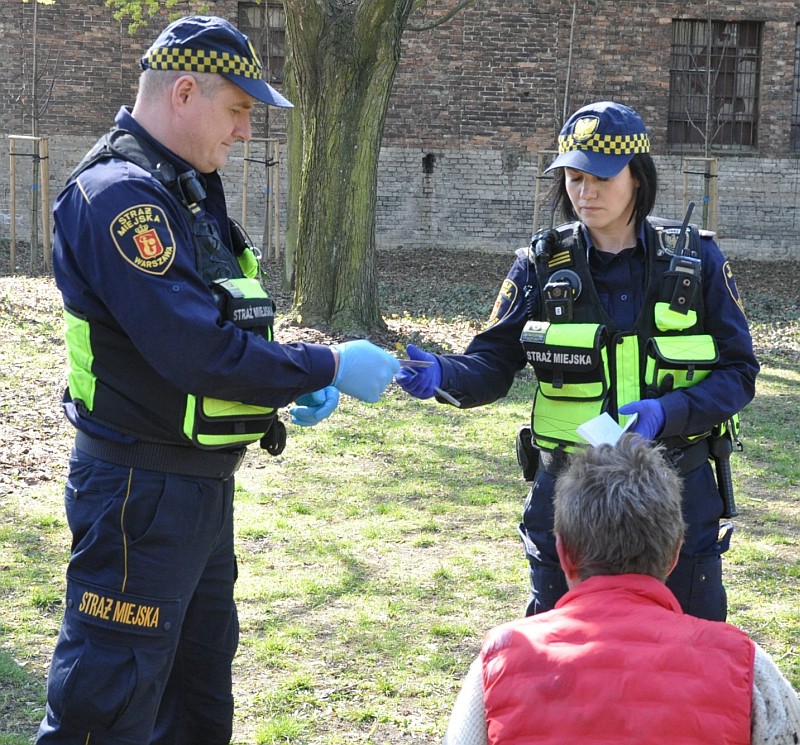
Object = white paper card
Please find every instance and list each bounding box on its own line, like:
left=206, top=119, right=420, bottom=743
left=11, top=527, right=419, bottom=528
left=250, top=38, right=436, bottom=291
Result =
left=576, top=412, right=638, bottom=447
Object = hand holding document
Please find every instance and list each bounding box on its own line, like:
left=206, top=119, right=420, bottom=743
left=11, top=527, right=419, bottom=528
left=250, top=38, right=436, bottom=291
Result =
left=576, top=412, right=639, bottom=447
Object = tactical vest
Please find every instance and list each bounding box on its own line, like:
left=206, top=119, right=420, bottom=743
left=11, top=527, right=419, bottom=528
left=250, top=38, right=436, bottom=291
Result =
left=62, top=128, right=279, bottom=449
left=520, top=218, right=717, bottom=453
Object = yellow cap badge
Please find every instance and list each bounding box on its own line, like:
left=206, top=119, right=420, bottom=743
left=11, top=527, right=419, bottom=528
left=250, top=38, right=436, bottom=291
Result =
left=573, top=116, right=599, bottom=141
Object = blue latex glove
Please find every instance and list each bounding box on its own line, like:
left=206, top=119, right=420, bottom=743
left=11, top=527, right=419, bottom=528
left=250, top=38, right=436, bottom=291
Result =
left=394, top=344, right=442, bottom=399
left=290, top=386, right=340, bottom=427
left=332, top=340, right=401, bottom=403
left=618, top=399, right=666, bottom=441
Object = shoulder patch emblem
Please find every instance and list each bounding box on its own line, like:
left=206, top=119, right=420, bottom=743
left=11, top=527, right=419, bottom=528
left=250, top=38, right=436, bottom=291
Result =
left=110, top=204, right=176, bottom=275
left=654, top=227, right=689, bottom=257
left=486, top=278, right=518, bottom=329
left=722, top=261, right=746, bottom=316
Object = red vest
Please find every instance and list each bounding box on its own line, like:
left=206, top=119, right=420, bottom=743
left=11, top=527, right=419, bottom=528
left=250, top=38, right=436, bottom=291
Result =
left=481, top=575, right=754, bottom=744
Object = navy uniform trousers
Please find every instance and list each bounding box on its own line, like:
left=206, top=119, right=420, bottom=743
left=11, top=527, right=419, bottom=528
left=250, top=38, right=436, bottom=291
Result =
left=520, top=459, right=731, bottom=621
left=37, top=447, right=239, bottom=744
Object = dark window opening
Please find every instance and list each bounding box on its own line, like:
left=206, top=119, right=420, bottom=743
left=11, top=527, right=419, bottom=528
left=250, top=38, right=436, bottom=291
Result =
left=238, top=1, right=286, bottom=85
left=668, top=19, right=762, bottom=151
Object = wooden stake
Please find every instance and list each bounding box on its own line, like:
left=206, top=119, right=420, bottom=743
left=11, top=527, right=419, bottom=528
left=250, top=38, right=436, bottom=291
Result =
left=40, top=137, right=51, bottom=271
left=9, top=137, right=17, bottom=272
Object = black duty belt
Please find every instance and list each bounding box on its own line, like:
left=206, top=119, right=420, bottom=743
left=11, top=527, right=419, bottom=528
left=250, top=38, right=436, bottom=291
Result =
left=664, top=438, right=710, bottom=476
left=538, top=438, right=710, bottom=478
left=75, top=431, right=246, bottom=479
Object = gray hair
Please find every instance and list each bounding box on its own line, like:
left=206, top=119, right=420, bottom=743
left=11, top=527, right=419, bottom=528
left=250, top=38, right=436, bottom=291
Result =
left=554, top=434, right=686, bottom=581
left=137, top=68, right=226, bottom=100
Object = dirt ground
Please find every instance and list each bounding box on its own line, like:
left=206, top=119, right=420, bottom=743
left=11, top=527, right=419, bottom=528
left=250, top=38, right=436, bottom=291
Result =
left=1, top=243, right=797, bottom=496
left=267, top=247, right=800, bottom=358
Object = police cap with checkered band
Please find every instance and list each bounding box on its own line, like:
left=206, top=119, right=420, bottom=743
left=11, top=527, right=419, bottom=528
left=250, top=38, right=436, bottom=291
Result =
left=140, top=15, right=293, bottom=108
left=545, top=101, right=649, bottom=178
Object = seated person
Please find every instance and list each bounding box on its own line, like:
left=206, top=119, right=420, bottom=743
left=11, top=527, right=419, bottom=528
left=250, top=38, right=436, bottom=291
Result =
left=442, top=434, right=800, bottom=744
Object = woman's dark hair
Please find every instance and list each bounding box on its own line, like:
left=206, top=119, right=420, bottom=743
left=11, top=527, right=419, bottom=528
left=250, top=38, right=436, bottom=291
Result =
left=546, top=153, right=658, bottom=227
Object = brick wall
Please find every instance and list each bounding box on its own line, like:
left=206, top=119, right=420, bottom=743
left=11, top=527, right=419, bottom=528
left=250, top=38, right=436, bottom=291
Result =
left=376, top=148, right=800, bottom=260
left=381, top=0, right=800, bottom=259
left=386, top=0, right=800, bottom=157
left=2, top=0, right=799, bottom=261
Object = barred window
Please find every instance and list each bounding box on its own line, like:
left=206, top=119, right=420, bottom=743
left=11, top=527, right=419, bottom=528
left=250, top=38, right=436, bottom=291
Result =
left=668, top=19, right=762, bottom=151
left=793, top=24, right=800, bottom=151
left=238, top=1, right=286, bottom=84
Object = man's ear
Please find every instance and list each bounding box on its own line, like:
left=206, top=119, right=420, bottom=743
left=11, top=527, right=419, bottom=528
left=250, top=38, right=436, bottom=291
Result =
left=172, top=74, right=199, bottom=107
left=555, top=533, right=579, bottom=585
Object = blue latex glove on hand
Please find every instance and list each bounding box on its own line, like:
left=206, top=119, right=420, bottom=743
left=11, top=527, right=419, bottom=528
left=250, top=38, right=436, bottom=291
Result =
left=332, top=340, right=401, bottom=403
left=394, top=344, right=443, bottom=399
left=290, top=386, right=340, bottom=427
left=618, top=399, right=666, bottom=441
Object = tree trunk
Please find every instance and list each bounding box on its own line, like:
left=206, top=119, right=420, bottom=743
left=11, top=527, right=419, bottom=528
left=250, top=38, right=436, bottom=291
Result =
left=283, top=0, right=414, bottom=335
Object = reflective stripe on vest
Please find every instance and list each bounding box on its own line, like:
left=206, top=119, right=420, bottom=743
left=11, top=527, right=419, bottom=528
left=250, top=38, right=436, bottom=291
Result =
left=523, top=220, right=717, bottom=452
left=183, top=276, right=276, bottom=448
left=63, top=129, right=278, bottom=449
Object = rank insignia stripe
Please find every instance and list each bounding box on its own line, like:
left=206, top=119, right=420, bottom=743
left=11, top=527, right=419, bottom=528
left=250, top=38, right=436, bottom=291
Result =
left=548, top=250, right=573, bottom=269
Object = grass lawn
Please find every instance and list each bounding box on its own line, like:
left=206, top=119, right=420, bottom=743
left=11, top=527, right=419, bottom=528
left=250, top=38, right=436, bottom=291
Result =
left=1, top=249, right=798, bottom=744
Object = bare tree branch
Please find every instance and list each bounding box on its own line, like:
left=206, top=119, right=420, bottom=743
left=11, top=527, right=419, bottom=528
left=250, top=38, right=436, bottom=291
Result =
left=406, top=0, right=479, bottom=32
left=36, top=50, right=60, bottom=115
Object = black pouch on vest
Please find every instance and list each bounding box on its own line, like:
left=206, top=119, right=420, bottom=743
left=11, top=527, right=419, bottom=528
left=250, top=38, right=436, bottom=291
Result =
left=212, top=277, right=275, bottom=337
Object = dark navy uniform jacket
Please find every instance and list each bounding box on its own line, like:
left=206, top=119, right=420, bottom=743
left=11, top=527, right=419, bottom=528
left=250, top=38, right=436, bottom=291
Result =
left=436, top=223, right=759, bottom=439
left=53, top=107, right=335, bottom=442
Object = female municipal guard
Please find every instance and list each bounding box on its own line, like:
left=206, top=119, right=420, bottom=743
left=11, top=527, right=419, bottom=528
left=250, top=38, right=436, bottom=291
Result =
left=396, top=101, right=759, bottom=622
